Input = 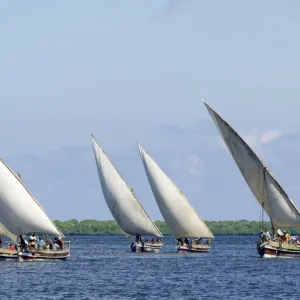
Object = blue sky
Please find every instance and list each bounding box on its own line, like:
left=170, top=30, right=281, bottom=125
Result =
left=1, top=0, right=300, bottom=221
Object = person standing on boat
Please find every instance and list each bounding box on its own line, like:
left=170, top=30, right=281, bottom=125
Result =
left=135, top=234, right=141, bottom=243
left=19, top=234, right=28, bottom=250
left=260, top=231, right=270, bottom=243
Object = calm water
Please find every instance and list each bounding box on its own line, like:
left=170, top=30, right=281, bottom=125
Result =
left=1, top=235, right=299, bottom=299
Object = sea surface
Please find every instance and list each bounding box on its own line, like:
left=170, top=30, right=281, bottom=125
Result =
left=1, top=235, right=299, bottom=300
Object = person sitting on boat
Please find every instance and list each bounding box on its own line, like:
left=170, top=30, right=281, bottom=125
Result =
left=151, top=238, right=155, bottom=244
left=177, top=238, right=183, bottom=246
left=0, top=238, right=2, bottom=248
left=52, top=237, right=64, bottom=250
left=282, top=230, right=291, bottom=243
left=38, top=238, right=45, bottom=249
left=29, top=233, right=37, bottom=248
left=184, top=238, right=189, bottom=245
left=45, top=237, right=53, bottom=250
left=53, top=237, right=59, bottom=250
left=8, top=243, right=15, bottom=250
left=280, top=231, right=286, bottom=242
left=156, top=237, right=161, bottom=244
left=56, top=237, right=64, bottom=250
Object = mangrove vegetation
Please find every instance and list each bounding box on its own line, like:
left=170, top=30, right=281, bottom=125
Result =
left=53, top=219, right=300, bottom=235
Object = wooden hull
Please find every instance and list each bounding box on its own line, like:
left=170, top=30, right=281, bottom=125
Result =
left=131, top=242, right=163, bottom=253
left=177, top=244, right=210, bottom=253
left=18, top=249, right=70, bottom=260
left=0, top=248, right=18, bottom=259
left=258, top=241, right=300, bottom=258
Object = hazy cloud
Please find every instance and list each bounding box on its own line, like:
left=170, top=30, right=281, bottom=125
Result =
left=162, top=0, right=190, bottom=14
left=172, top=154, right=204, bottom=179
left=244, top=129, right=283, bottom=149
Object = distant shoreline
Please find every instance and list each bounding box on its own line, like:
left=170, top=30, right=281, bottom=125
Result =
left=54, top=219, right=300, bottom=235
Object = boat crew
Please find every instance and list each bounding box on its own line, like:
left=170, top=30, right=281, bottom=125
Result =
left=19, top=234, right=28, bottom=250
left=38, top=238, right=45, bottom=249
left=281, top=230, right=291, bottom=243
left=8, top=243, right=15, bottom=250
left=57, top=237, right=64, bottom=249
left=29, top=233, right=37, bottom=248
left=260, top=230, right=271, bottom=243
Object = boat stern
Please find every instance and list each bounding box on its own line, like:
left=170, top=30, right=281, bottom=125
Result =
left=131, top=242, right=163, bottom=253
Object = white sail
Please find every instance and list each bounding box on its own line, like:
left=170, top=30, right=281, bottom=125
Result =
left=264, top=170, right=300, bottom=229
left=204, top=102, right=300, bottom=229
left=91, top=135, right=162, bottom=237
left=138, top=143, right=214, bottom=239
left=0, top=159, right=63, bottom=237
left=0, top=222, right=18, bottom=244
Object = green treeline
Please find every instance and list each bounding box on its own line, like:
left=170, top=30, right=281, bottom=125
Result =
left=54, top=219, right=300, bottom=235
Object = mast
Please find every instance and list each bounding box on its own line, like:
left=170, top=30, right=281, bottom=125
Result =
left=261, top=202, right=264, bottom=231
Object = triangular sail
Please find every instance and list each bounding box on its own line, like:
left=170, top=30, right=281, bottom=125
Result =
left=0, top=159, right=63, bottom=237
left=138, top=143, right=214, bottom=239
left=91, top=135, right=162, bottom=237
left=204, top=102, right=300, bottom=229
left=0, top=223, right=18, bottom=244
left=264, top=170, right=300, bottom=229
